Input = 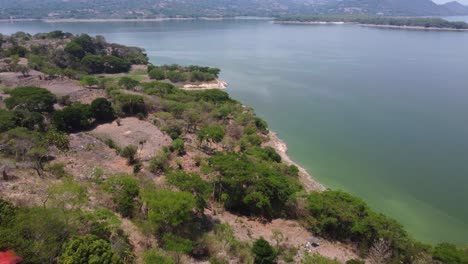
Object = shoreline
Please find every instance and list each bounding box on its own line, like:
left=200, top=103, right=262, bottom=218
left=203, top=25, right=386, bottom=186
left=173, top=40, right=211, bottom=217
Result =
left=274, top=20, right=468, bottom=31
left=266, top=131, right=326, bottom=192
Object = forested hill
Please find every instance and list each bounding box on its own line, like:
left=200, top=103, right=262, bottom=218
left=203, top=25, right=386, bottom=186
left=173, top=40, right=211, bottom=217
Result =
left=0, top=0, right=467, bottom=19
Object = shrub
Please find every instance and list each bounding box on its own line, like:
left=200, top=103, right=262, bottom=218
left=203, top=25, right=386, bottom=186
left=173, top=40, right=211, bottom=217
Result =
left=0, top=109, right=17, bottom=132
left=148, top=69, right=166, bottom=80
left=53, top=103, right=92, bottom=132
left=60, top=235, right=122, bottom=264
left=114, top=94, right=147, bottom=117
left=6, top=45, right=27, bottom=57
left=197, top=125, right=225, bottom=145
left=143, top=249, right=175, bottom=264
left=103, top=176, right=140, bottom=218
left=162, top=233, right=193, bottom=263
left=306, top=190, right=412, bottom=259
left=120, top=145, right=138, bottom=165
left=80, top=75, right=99, bottom=87
left=170, top=138, right=185, bottom=155
left=149, top=150, right=170, bottom=173
left=5, top=86, right=56, bottom=113
left=166, top=71, right=187, bottom=83
left=252, top=237, right=277, bottom=264
left=0, top=199, right=16, bottom=226
left=90, top=98, right=115, bottom=123
left=254, top=117, right=269, bottom=134
left=118, top=76, right=140, bottom=90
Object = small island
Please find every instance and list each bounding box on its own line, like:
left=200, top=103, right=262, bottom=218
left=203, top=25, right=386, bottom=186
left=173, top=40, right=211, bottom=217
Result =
left=275, top=15, right=468, bottom=31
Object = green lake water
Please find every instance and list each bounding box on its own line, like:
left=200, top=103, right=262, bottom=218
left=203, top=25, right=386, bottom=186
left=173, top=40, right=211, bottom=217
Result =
left=1, top=19, right=468, bottom=244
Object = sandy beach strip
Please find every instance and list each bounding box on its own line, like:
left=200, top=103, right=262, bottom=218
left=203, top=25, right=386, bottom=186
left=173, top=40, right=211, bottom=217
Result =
left=266, top=131, right=326, bottom=192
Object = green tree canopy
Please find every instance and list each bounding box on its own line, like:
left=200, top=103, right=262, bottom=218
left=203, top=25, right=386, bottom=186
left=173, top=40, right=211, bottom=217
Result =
left=252, top=237, right=277, bottom=264
left=5, top=86, right=56, bottom=113
left=103, top=175, right=140, bottom=218
left=60, top=234, right=122, bottom=264
left=141, top=189, right=196, bottom=233
left=53, top=103, right=92, bottom=132
left=90, top=97, right=115, bottom=123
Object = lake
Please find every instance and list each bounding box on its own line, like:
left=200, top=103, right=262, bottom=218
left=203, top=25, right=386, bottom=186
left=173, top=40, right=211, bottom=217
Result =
left=1, top=18, right=468, bottom=245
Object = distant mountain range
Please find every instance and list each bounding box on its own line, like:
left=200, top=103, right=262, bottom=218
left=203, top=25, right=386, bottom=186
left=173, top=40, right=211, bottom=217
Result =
left=1, top=0, right=468, bottom=19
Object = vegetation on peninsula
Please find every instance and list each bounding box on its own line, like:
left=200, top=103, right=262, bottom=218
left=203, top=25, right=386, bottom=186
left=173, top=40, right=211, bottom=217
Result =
left=1, top=31, right=467, bottom=264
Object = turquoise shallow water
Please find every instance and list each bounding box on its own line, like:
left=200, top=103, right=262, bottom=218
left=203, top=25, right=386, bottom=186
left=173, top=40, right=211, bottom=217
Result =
left=1, top=19, right=468, bottom=245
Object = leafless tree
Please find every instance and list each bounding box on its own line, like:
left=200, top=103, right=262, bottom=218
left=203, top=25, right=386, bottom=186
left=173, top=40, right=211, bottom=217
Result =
left=368, top=239, right=392, bottom=264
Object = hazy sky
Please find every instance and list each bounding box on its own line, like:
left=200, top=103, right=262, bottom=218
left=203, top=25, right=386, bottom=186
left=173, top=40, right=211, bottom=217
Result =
left=433, top=0, right=468, bottom=4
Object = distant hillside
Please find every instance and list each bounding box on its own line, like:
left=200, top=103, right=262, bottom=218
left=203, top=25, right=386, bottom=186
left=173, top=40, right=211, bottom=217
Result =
left=442, top=1, right=468, bottom=15
left=0, top=0, right=467, bottom=19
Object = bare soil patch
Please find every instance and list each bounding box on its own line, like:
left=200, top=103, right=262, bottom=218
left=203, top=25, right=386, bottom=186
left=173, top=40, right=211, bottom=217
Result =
left=0, top=70, right=105, bottom=103
left=90, top=117, right=172, bottom=161
left=208, top=210, right=360, bottom=263
left=54, top=133, right=133, bottom=179
left=0, top=163, right=57, bottom=207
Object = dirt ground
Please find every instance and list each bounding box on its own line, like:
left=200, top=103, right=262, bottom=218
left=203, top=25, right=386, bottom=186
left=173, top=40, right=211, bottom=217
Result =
left=208, top=209, right=361, bottom=263
left=0, top=160, right=58, bottom=207
left=0, top=70, right=105, bottom=103
left=90, top=117, right=172, bottom=161
left=54, top=132, right=133, bottom=179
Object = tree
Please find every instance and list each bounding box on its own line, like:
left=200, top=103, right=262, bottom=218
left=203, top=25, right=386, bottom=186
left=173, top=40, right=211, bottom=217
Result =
left=0, top=109, right=17, bottom=132
left=103, top=175, right=140, bottom=218
left=81, top=55, right=104, bottom=74
left=5, top=86, right=56, bottom=113
left=118, top=76, right=140, bottom=90
left=102, top=56, right=131, bottom=74
left=60, top=235, right=122, bottom=264
left=64, top=41, right=85, bottom=59
left=90, top=98, right=115, bottom=123
left=114, top=94, right=147, bottom=117
left=53, top=103, right=92, bottom=132
left=252, top=237, right=277, bottom=264
left=0, top=208, right=71, bottom=264
left=368, top=239, right=392, bottom=264
left=73, top=34, right=95, bottom=53
left=141, top=189, right=196, bottom=233
left=166, top=171, right=212, bottom=211
left=433, top=243, right=468, bottom=264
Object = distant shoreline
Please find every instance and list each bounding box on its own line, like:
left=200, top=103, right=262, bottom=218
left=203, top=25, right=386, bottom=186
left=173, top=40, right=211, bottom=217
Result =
left=274, top=20, right=468, bottom=31
left=0, top=16, right=272, bottom=23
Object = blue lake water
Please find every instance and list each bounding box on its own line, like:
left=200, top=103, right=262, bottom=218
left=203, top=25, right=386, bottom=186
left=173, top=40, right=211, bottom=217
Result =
left=1, top=18, right=468, bottom=244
